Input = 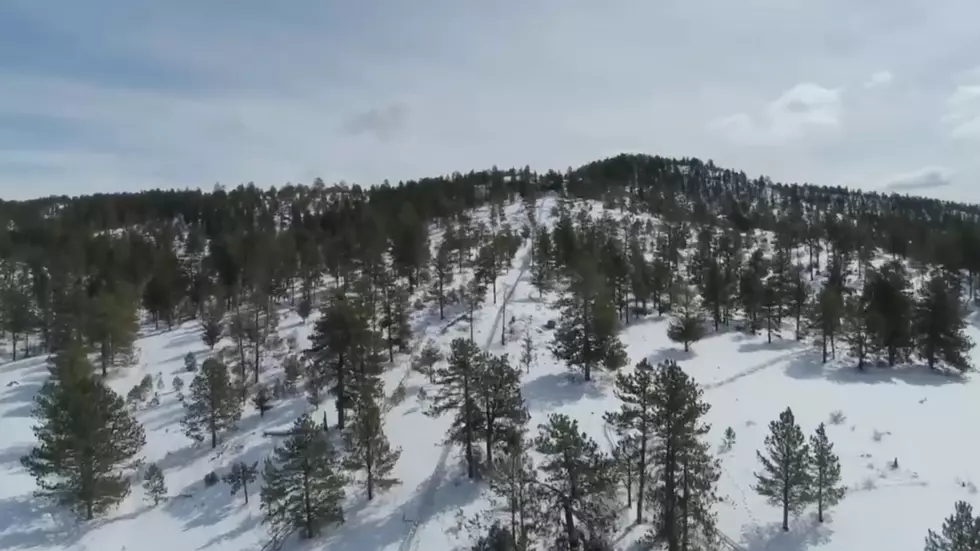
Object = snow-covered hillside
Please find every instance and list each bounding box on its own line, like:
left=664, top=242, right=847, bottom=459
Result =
left=2, top=195, right=979, bottom=551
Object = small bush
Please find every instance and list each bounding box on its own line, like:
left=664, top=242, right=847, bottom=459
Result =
left=172, top=375, right=184, bottom=393
left=721, top=427, right=736, bottom=451
left=828, top=410, right=846, bottom=425
left=872, top=429, right=889, bottom=442
left=203, top=471, right=220, bottom=487
left=184, top=352, right=198, bottom=372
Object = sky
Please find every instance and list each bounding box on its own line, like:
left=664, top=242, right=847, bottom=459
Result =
left=1, top=0, right=978, bottom=202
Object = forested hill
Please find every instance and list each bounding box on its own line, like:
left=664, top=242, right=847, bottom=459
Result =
left=1, top=153, right=979, bottom=354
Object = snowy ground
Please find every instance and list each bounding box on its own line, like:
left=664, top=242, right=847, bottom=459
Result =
left=2, top=196, right=980, bottom=551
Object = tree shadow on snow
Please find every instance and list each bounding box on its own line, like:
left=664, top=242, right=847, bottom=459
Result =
left=0, top=376, right=46, bottom=419
left=646, top=347, right=694, bottom=366
left=0, top=494, right=84, bottom=550
left=164, top=328, right=204, bottom=350
left=521, top=372, right=605, bottom=411
left=325, top=450, right=482, bottom=551
left=783, top=351, right=965, bottom=387
left=737, top=337, right=805, bottom=354
left=740, top=513, right=833, bottom=551
left=0, top=442, right=32, bottom=472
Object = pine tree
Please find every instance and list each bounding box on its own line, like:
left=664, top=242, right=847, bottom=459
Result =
left=342, top=388, right=401, bottom=500
left=472, top=522, right=519, bottom=551
left=913, top=270, right=973, bottom=371
left=0, top=278, right=37, bottom=361
left=610, top=435, right=639, bottom=510
left=604, top=359, right=656, bottom=524
left=519, top=330, right=535, bottom=374
left=808, top=423, right=845, bottom=523
left=181, top=357, right=242, bottom=448
left=552, top=259, right=627, bottom=381
left=143, top=463, right=167, bottom=505
left=252, top=385, right=273, bottom=416
left=809, top=285, right=842, bottom=363
left=754, top=407, right=811, bottom=532
left=530, top=232, right=554, bottom=299
left=261, top=415, right=347, bottom=542
left=863, top=261, right=914, bottom=366
left=200, top=298, right=225, bottom=350
left=486, top=429, right=541, bottom=550
left=21, top=350, right=146, bottom=520
left=475, top=353, right=527, bottom=467
left=924, top=501, right=980, bottom=551
left=223, top=460, right=259, bottom=504
left=87, top=287, right=140, bottom=376
left=431, top=240, right=454, bottom=320
left=535, top=413, right=617, bottom=550
left=666, top=288, right=706, bottom=353
left=841, top=294, right=873, bottom=370
left=306, top=292, right=373, bottom=429
left=424, top=338, right=484, bottom=479
left=646, top=359, right=718, bottom=551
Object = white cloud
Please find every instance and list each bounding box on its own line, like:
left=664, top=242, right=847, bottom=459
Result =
left=709, top=82, right=842, bottom=145
left=2, top=0, right=980, bottom=201
left=943, top=79, right=980, bottom=141
left=864, top=70, right=894, bottom=88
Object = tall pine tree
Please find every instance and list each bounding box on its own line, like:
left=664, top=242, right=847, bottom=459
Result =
left=808, top=423, right=845, bottom=523
left=181, top=357, right=242, bottom=448
left=754, top=407, right=811, bottom=532
left=21, top=348, right=146, bottom=520
left=912, top=270, right=972, bottom=371
left=260, top=415, right=347, bottom=542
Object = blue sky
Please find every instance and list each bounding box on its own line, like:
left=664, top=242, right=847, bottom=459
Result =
left=1, top=0, right=979, bottom=201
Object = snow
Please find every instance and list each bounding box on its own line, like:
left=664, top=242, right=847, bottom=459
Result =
left=3, top=195, right=980, bottom=551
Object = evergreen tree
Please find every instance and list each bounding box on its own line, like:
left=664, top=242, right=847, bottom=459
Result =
left=530, top=232, right=554, bottom=299
left=863, top=261, right=914, bottom=366
left=552, top=259, right=627, bottom=381
left=472, top=522, right=519, bottom=551
left=913, top=270, right=973, bottom=371
left=610, top=435, right=639, bottom=511
left=666, top=287, right=706, bottom=353
left=808, top=423, right=845, bottom=523
left=924, top=501, right=980, bottom=551
left=424, top=338, right=484, bottom=479
left=181, top=357, right=242, bottom=448
left=841, top=294, right=873, bottom=370
left=143, top=463, right=167, bottom=505
left=475, top=353, right=527, bottom=467
left=809, top=286, right=843, bottom=363
left=604, top=359, right=656, bottom=524
left=431, top=240, right=454, bottom=320
left=486, top=429, right=541, bottom=551
left=21, top=350, right=146, bottom=520
left=341, top=388, right=402, bottom=500
left=223, top=460, right=259, bottom=504
left=519, top=330, right=535, bottom=374
left=87, top=287, right=139, bottom=376
left=200, top=298, right=225, bottom=350
left=645, top=359, right=718, bottom=551
left=534, top=413, right=617, bottom=550
left=260, top=415, right=347, bottom=541
left=306, top=292, right=373, bottom=429
left=754, top=407, right=811, bottom=532
left=252, top=385, right=273, bottom=416
left=0, top=278, right=37, bottom=360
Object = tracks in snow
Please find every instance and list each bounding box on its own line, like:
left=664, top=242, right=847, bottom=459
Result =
left=398, top=203, right=540, bottom=551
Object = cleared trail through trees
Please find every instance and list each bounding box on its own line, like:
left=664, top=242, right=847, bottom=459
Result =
left=398, top=200, right=541, bottom=551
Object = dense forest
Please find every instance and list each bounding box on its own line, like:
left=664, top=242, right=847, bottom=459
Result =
left=3, top=153, right=978, bottom=550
